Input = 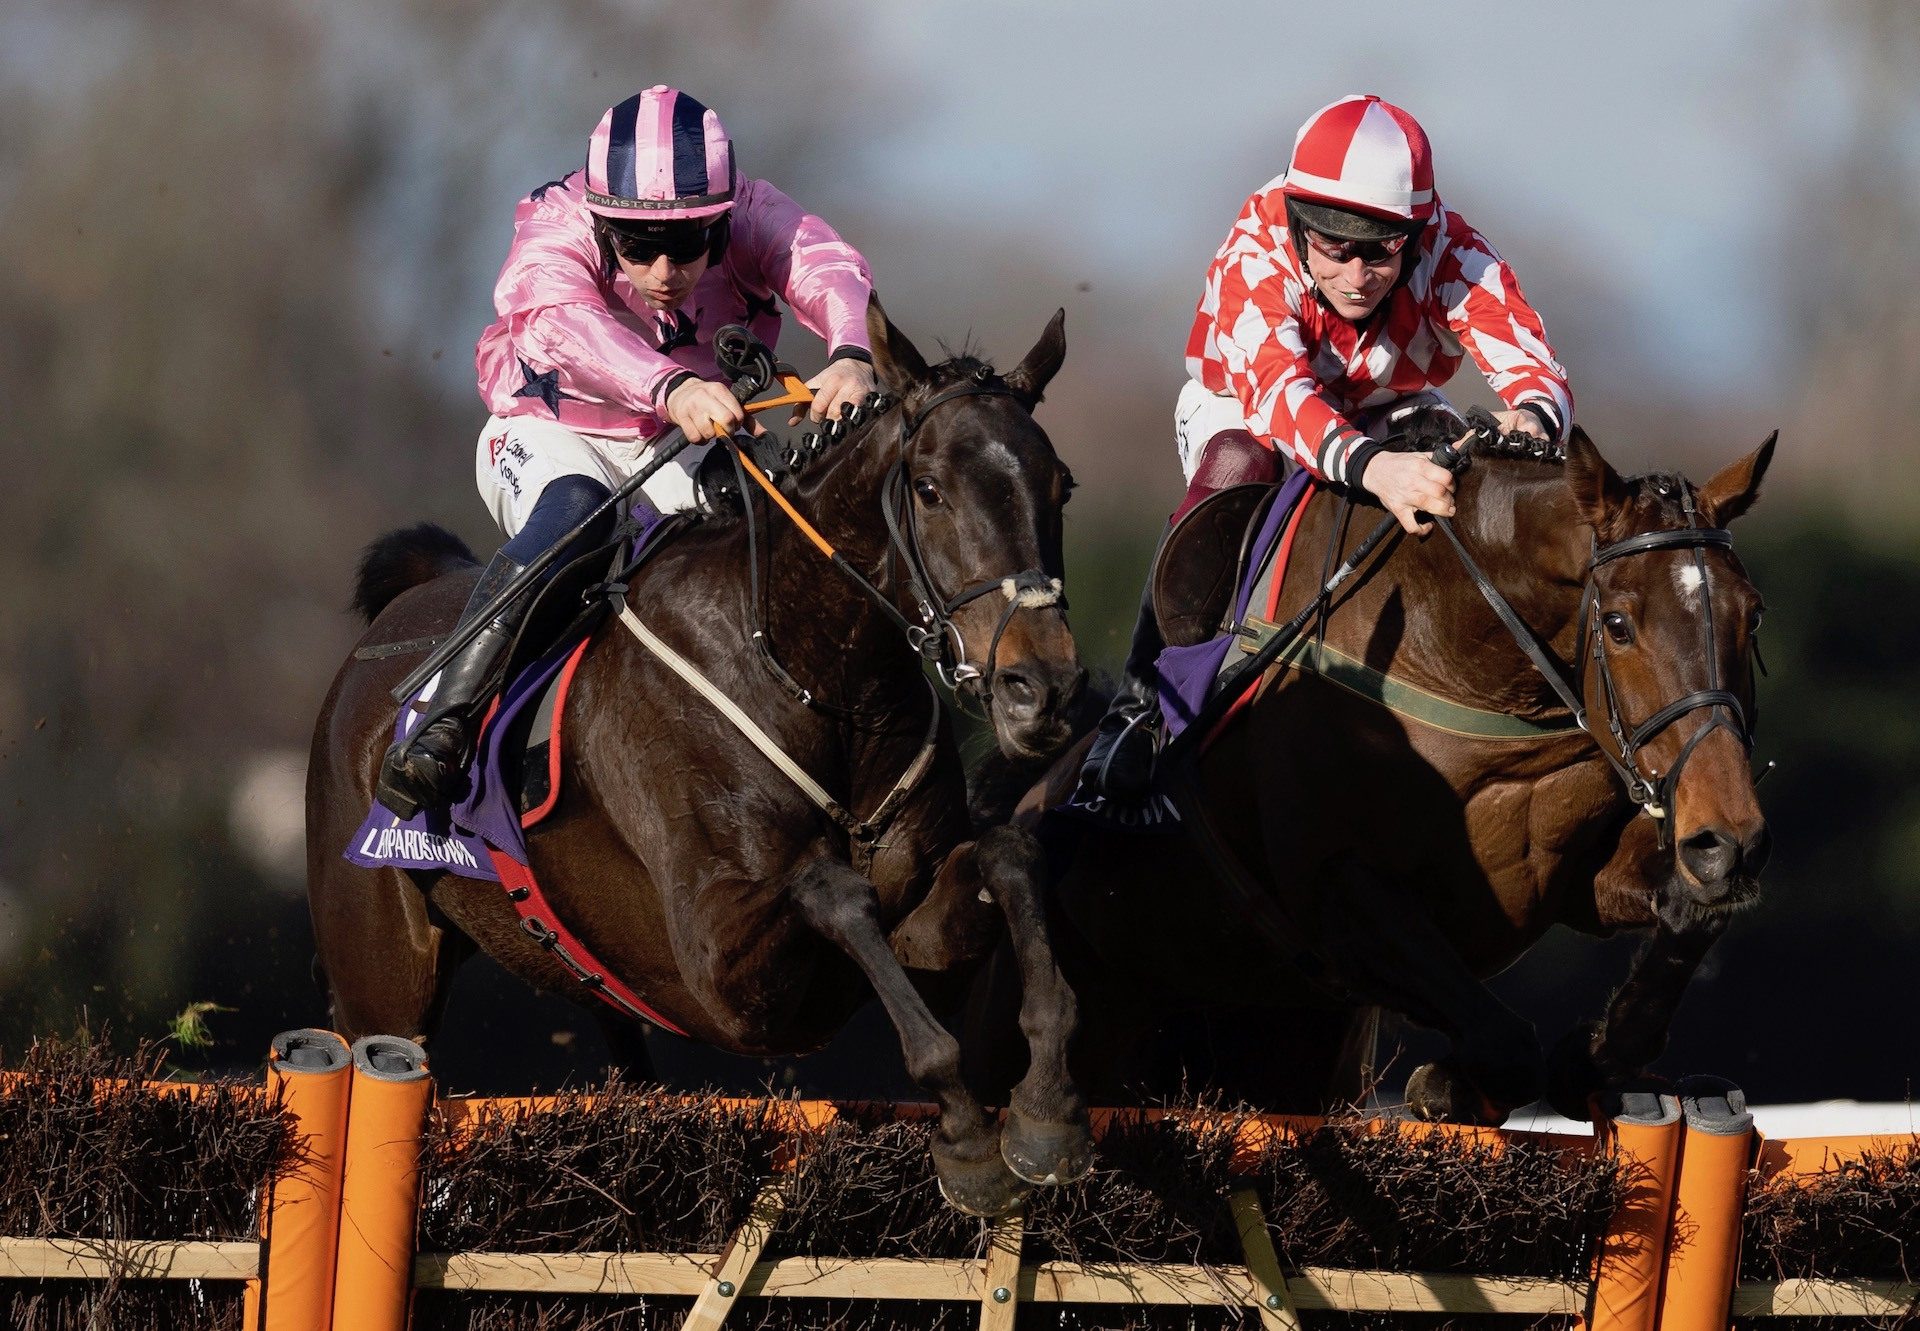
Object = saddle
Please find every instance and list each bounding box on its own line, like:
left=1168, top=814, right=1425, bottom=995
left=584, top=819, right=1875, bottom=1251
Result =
left=1150, top=482, right=1279, bottom=648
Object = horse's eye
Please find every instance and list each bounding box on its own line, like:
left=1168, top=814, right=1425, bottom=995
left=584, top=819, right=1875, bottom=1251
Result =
left=1603, top=611, right=1635, bottom=646
left=1748, top=608, right=1764, bottom=635
left=913, top=477, right=944, bottom=507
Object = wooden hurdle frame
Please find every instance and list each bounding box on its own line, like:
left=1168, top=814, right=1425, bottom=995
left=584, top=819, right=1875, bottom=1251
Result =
left=1, top=1032, right=1915, bottom=1329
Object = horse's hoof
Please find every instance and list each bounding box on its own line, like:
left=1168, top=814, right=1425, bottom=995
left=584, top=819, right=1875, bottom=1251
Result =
left=1544, top=1022, right=1607, bottom=1122
left=1001, top=1111, right=1093, bottom=1187
left=1406, top=1062, right=1509, bottom=1126
left=932, top=1136, right=1033, bottom=1218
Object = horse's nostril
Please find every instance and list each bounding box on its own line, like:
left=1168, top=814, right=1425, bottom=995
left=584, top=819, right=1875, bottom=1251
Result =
left=995, top=671, right=1041, bottom=715
left=1680, top=828, right=1740, bottom=884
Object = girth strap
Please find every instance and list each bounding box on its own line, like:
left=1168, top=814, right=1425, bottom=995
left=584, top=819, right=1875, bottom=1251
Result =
left=613, top=602, right=940, bottom=856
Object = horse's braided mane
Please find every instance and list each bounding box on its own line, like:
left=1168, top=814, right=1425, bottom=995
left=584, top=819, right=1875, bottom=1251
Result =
left=1382, top=404, right=1566, bottom=466
left=687, top=350, right=1009, bottom=531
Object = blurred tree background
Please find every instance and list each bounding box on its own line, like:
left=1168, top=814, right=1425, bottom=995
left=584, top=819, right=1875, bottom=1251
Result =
left=1, top=0, right=1914, bottom=1104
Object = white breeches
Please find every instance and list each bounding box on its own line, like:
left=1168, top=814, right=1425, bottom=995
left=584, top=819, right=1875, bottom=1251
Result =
left=474, top=414, right=712, bottom=538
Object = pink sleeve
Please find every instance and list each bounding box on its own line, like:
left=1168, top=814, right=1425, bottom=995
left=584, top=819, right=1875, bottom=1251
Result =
left=1430, top=219, right=1574, bottom=439
left=494, top=212, right=689, bottom=411
left=731, top=180, right=874, bottom=356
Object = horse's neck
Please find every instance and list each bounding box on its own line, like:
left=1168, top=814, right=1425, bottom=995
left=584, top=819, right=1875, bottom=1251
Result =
left=791, top=415, right=901, bottom=572
left=1375, top=460, right=1588, bottom=716
left=759, top=417, right=921, bottom=692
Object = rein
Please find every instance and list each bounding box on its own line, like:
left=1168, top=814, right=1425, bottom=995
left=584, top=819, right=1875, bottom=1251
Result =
left=737, top=376, right=1065, bottom=713
left=602, top=351, right=1068, bottom=863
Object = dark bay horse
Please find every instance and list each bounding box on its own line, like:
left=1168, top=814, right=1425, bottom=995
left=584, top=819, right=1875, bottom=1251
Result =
left=308, top=301, right=1089, bottom=1214
left=1014, top=420, right=1775, bottom=1123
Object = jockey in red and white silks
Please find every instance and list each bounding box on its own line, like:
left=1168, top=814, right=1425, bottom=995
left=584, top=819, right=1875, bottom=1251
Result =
left=1181, top=191, right=1571, bottom=488
left=1080, top=93, right=1577, bottom=802
left=1181, top=94, right=1572, bottom=511
left=378, top=86, right=877, bottom=821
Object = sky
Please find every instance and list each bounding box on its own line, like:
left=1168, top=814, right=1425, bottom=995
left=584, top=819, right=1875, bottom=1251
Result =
left=6, top=0, right=1868, bottom=417
left=839, top=0, right=1851, bottom=396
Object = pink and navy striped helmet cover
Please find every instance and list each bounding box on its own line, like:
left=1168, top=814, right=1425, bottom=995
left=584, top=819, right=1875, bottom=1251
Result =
left=585, top=85, right=735, bottom=220
left=1281, top=94, right=1435, bottom=224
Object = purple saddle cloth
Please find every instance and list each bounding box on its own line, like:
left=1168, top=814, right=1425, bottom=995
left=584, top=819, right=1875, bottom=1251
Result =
left=345, top=497, right=671, bottom=877
left=1047, top=468, right=1312, bottom=835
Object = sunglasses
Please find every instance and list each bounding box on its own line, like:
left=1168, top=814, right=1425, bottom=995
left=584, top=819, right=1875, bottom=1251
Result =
left=609, top=224, right=712, bottom=266
left=1301, top=227, right=1413, bottom=265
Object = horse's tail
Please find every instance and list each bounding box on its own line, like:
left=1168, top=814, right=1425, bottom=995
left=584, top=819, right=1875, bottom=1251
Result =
left=351, top=523, right=477, bottom=623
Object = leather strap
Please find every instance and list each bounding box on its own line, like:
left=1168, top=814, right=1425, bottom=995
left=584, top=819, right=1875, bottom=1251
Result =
left=486, top=847, right=689, bottom=1036
left=614, top=602, right=940, bottom=859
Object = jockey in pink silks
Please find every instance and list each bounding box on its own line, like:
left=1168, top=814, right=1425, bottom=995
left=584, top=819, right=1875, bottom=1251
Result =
left=378, top=86, right=877, bottom=819
left=1080, top=94, right=1575, bottom=800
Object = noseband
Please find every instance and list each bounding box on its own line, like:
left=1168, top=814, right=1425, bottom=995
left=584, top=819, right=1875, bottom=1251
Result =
left=880, top=379, right=1065, bottom=704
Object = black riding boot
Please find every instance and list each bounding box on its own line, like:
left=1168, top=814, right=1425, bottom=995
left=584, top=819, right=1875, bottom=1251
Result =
left=375, top=551, right=528, bottom=820
left=1077, top=575, right=1165, bottom=802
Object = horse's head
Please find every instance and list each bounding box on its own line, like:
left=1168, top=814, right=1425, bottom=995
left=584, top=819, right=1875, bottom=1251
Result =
left=862, top=297, right=1084, bottom=759
left=1564, top=427, right=1777, bottom=913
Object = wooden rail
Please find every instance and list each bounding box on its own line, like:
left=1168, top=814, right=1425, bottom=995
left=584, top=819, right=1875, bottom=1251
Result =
left=2, top=1035, right=1915, bottom=1329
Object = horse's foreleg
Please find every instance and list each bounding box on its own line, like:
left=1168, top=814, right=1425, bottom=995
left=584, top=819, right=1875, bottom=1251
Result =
left=960, top=826, right=1090, bottom=1186
left=1546, top=912, right=1728, bottom=1119
left=887, top=827, right=1091, bottom=1184
left=788, top=854, right=1029, bottom=1217
left=1314, top=855, right=1543, bottom=1124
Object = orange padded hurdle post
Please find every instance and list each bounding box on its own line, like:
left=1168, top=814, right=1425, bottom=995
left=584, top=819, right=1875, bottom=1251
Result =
left=255, top=1029, right=354, bottom=1331
left=1656, top=1076, right=1754, bottom=1331
left=1585, top=1085, right=1683, bottom=1331
left=330, top=1036, right=432, bottom=1331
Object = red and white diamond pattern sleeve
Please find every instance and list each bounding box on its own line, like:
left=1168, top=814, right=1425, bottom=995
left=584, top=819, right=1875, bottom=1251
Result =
left=1432, top=219, right=1573, bottom=440
left=1191, top=222, right=1361, bottom=483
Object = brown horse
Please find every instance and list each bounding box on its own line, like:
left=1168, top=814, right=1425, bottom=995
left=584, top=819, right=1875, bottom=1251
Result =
left=307, top=302, right=1090, bottom=1214
left=1012, top=418, right=1775, bottom=1123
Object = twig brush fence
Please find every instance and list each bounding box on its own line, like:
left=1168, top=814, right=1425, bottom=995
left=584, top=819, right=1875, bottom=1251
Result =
left=0, top=1031, right=1914, bottom=1329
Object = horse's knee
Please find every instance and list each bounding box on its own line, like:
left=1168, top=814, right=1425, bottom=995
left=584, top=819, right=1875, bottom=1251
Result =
left=973, top=824, right=1045, bottom=891
left=790, top=859, right=879, bottom=941
left=906, top=1028, right=965, bottom=1090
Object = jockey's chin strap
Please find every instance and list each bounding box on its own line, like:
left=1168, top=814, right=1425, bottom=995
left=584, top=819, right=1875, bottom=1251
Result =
left=1425, top=438, right=1751, bottom=848
left=880, top=380, right=1064, bottom=708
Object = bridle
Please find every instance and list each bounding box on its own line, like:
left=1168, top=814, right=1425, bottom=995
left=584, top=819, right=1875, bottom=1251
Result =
left=1429, top=448, right=1755, bottom=848
left=880, top=378, right=1065, bottom=704
left=733, top=371, right=1065, bottom=714
left=1575, top=484, right=1750, bottom=836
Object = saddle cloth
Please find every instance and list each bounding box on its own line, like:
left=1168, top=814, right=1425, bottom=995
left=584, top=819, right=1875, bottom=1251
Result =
left=1155, top=466, right=1316, bottom=745
left=344, top=632, right=591, bottom=880
left=1048, top=466, right=1316, bottom=836
left=344, top=497, right=677, bottom=877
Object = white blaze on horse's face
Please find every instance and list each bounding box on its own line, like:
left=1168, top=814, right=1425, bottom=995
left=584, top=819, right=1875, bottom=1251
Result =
left=1674, top=562, right=1705, bottom=605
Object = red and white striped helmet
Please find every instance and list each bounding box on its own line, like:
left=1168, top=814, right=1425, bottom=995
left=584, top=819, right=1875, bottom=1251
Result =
left=1281, top=94, right=1435, bottom=225
left=584, top=86, right=736, bottom=221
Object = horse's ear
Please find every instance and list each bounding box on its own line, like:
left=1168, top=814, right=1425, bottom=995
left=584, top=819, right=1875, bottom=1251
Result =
left=1004, top=308, right=1067, bottom=408
left=1697, top=430, right=1777, bottom=526
left=865, top=292, right=928, bottom=393
left=1564, top=424, right=1630, bottom=540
